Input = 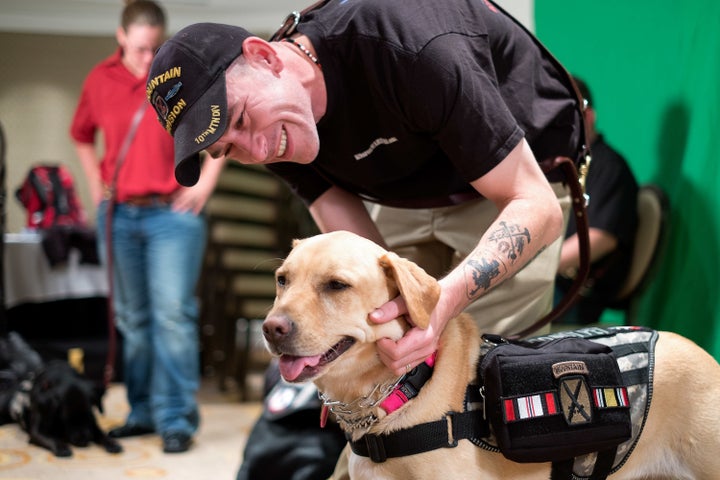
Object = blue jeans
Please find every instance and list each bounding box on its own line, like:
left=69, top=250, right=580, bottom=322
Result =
left=97, top=200, right=207, bottom=436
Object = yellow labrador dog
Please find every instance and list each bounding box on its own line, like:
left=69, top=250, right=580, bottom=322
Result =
left=262, top=231, right=720, bottom=480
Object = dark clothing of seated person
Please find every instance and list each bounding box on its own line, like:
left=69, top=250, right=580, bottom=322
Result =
left=555, top=77, right=639, bottom=325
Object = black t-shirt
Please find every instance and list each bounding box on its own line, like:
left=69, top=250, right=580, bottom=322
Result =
left=267, top=0, right=583, bottom=207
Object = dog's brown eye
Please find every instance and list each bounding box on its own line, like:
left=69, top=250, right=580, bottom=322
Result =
left=277, top=275, right=287, bottom=287
left=326, top=280, right=349, bottom=291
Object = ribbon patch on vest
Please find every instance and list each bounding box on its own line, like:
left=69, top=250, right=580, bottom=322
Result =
left=593, top=387, right=629, bottom=408
left=503, top=392, right=557, bottom=422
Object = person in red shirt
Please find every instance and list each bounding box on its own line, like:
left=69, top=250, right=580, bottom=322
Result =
left=70, top=0, right=224, bottom=454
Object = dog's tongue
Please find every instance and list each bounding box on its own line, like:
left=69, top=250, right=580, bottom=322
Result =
left=279, top=354, right=322, bottom=382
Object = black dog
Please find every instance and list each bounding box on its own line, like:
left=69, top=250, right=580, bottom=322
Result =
left=0, top=332, right=122, bottom=457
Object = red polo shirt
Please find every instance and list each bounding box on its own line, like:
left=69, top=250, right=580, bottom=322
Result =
left=70, top=48, right=179, bottom=202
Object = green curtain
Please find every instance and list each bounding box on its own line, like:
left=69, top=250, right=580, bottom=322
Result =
left=535, top=1, right=720, bottom=359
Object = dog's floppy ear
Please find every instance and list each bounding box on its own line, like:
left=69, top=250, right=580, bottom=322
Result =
left=379, top=252, right=440, bottom=329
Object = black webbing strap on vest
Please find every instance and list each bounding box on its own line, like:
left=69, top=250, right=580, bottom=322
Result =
left=348, top=409, right=489, bottom=463
left=551, top=447, right=617, bottom=480
left=349, top=407, right=617, bottom=480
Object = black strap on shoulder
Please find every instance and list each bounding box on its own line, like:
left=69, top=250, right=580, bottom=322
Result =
left=268, top=0, right=332, bottom=41
left=28, top=168, right=49, bottom=209
left=348, top=410, right=489, bottom=463
left=47, top=167, right=70, bottom=216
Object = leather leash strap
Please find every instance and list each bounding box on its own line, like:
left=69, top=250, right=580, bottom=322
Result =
left=268, top=0, right=332, bottom=41
left=103, top=100, right=148, bottom=387
left=508, top=156, right=590, bottom=340
left=485, top=0, right=593, bottom=338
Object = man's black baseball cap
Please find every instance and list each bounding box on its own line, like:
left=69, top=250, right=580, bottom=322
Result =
left=147, top=23, right=252, bottom=186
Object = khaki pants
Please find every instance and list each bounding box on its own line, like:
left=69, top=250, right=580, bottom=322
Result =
left=371, top=183, right=571, bottom=336
left=330, top=183, right=571, bottom=479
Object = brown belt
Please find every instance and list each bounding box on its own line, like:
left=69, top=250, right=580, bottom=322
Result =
left=122, top=193, right=174, bottom=207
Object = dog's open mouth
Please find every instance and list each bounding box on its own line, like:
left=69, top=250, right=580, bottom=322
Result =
left=278, top=337, right=356, bottom=382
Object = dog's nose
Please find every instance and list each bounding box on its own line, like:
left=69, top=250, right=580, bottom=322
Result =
left=263, top=315, right=294, bottom=343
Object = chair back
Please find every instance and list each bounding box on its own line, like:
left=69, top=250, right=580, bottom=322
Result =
left=612, top=184, right=669, bottom=304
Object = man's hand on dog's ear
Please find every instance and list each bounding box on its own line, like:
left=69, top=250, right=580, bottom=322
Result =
left=370, top=297, right=441, bottom=376
left=374, top=321, right=440, bottom=377
left=369, top=296, right=409, bottom=326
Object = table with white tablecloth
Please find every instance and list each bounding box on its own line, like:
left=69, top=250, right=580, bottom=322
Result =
left=4, top=232, right=108, bottom=309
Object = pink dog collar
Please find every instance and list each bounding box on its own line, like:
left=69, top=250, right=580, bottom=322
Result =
left=379, top=352, right=437, bottom=414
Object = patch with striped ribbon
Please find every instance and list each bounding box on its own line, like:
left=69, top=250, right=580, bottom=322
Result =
left=593, top=386, right=629, bottom=408
left=503, top=391, right=557, bottom=423
left=502, top=384, right=630, bottom=424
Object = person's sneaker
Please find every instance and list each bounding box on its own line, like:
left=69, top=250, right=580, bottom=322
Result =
left=108, top=424, right=155, bottom=438
left=162, top=431, right=193, bottom=453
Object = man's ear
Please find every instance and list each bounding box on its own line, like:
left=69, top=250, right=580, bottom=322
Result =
left=115, top=26, right=126, bottom=48
left=379, top=252, right=440, bottom=329
left=241, top=37, right=284, bottom=74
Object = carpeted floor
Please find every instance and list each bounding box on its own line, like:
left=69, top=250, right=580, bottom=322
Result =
left=0, top=380, right=262, bottom=480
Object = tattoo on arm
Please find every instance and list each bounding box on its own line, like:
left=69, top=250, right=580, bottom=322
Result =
left=464, top=257, right=502, bottom=297
left=488, top=221, right=531, bottom=263
left=463, top=221, right=533, bottom=299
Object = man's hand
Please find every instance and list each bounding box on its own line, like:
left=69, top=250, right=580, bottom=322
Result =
left=369, top=296, right=442, bottom=376
left=171, top=187, right=208, bottom=215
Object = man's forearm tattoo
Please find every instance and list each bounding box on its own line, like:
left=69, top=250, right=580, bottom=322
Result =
left=465, top=257, right=502, bottom=297
left=488, top=221, right=531, bottom=263
left=464, top=221, right=532, bottom=299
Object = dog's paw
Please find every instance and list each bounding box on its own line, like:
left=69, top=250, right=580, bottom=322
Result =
left=54, top=444, right=73, bottom=457
left=103, top=438, right=123, bottom=454
left=30, top=437, right=72, bottom=457
left=70, top=438, right=90, bottom=448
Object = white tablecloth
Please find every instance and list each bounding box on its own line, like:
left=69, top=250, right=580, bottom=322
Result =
left=4, top=232, right=108, bottom=308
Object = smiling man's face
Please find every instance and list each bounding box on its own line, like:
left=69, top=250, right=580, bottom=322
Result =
left=206, top=60, right=320, bottom=166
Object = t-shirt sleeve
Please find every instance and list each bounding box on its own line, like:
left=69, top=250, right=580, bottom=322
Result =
left=398, top=34, right=525, bottom=183
left=266, top=162, right=333, bottom=206
left=69, top=74, right=98, bottom=144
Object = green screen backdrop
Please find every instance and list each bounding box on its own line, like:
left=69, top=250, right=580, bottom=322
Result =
left=535, top=1, right=720, bottom=359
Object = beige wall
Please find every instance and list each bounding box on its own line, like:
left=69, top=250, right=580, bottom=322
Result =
left=1, top=32, right=116, bottom=232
